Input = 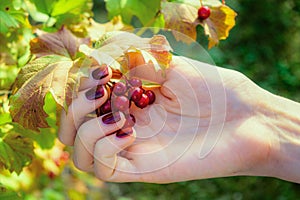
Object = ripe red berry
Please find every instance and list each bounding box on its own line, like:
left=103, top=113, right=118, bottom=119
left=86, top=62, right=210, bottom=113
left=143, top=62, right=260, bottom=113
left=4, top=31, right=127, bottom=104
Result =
left=145, top=90, right=155, bottom=105
left=128, top=87, right=144, bottom=103
left=198, top=6, right=211, bottom=20
left=135, top=93, right=149, bottom=109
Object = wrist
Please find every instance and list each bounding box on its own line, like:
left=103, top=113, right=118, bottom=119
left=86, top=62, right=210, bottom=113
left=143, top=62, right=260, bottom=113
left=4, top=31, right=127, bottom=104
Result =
left=255, top=90, right=300, bottom=183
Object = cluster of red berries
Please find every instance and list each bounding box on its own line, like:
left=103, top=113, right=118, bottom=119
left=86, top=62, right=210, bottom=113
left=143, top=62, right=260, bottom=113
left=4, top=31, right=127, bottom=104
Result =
left=96, top=76, right=156, bottom=136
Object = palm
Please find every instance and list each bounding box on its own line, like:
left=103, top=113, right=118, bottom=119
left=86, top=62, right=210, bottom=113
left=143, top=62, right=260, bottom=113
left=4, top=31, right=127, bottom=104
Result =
left=114, top=56, right=269, bottom=182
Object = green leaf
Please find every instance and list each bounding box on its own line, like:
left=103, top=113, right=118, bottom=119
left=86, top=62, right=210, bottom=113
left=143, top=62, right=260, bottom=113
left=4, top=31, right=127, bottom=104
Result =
left=51, top=0, right=89, bottom=16
left=0, top=123, right=34, bottom=174
left=33, top=92, right=57, bottom=149
left=0, top=63, right=19, bottom=90
left=0, top=114, right=11, bottom=126
left=105, top=0, right=162, bottom=26
left=0, top=186, right=22, bottom=200
left=0, top=0, right=27, bottom=34
left=30, top=0, right=56, bottom=14
left=24, top=0, right=52, bottom=23
left=0, top=11, right=19, bottom=33
left=24, top=0, right=92, bottom=29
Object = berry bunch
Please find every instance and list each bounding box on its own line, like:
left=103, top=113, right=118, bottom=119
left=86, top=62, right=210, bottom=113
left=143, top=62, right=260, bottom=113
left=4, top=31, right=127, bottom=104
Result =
left=96, top=68, right=156, bottom=136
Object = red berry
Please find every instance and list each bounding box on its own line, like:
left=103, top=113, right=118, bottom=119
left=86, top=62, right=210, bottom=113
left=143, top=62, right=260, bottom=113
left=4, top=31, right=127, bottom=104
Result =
left=135, top=93, right=149, bottom=109
left=128, top=87, right=144, bottom=103
left=48, top=171, right=56, bottom=179
left=100, top=99, right=112, bottom=115
left=198, top=6, right=211, bottom=20
left=129, top=78, right=142, bottom=87
left=145, top=90, right=155, bottom=105
left=113, top=96, right=129, bottom=111
left=113, top=82, right=127, bottom=96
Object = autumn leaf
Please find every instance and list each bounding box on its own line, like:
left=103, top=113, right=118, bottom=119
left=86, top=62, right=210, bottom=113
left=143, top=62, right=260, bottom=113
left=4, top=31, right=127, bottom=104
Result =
left=9, top=27, right=92, bottom=131
left=10, top=55, right=81, bottom=131
left=81, top=32, right=172, bottom=73
left=202, top=5, right=237, bottom=49
left=161, top=2, right=198, bottom=43
left=86, top=17, right=132, bottom=41
left=161, top=1, right=237, bottom=47
left=30, top=26, right=90, bottom=59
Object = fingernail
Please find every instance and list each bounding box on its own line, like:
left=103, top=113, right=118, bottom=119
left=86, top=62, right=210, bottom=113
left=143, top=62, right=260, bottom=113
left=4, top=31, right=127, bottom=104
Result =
left=85, top=85, right=105, bottom=100
left=102, top=112, right=121, bottom=124
left=116, top=127, right=133, bottom=138
left=92, top=65, right=109, bottom=80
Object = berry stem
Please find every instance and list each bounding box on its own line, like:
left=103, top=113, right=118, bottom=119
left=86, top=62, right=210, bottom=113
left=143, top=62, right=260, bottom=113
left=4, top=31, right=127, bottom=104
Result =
left=200, top=0, right=203, bottom=7
left=111, top=69, right=123, bottom=79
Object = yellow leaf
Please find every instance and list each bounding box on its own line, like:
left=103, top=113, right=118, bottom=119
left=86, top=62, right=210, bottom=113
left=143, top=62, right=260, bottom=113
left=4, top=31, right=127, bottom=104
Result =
left=161, top=2, right=198, bottom=43
left=202, top=5, right=237, bottom=49
left=86, top=16, right=132, bottom=41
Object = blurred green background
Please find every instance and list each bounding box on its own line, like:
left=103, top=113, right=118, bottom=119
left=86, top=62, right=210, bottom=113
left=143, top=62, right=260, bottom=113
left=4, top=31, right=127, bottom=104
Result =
left=93, top=0, right=300, bottom=199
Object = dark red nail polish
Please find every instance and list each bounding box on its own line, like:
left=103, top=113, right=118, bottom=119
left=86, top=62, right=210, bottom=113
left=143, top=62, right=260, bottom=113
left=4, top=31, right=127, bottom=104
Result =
left=102, top=112, right=121, bottom=124
left=116, top=127, right=133, bottom=138
left=85, top=85, right=105, bottom=100
left=92, top=66, right=109, bottom=80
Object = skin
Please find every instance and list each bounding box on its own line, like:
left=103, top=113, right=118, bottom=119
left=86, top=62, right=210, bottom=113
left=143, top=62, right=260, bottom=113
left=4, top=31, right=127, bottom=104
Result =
left=58, top=38, right=300, bottom=184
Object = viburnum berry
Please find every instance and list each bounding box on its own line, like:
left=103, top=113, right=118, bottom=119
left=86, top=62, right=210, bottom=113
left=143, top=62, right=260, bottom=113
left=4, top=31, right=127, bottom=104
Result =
left=96, top=72, right=157, bottom=131
left=113, top=82, right=127, bottom=96
left=145, top=90, right=155, bottom=105
left=128, top=77, right=142, bottom=87
left=113, top=95, right=130, bottom=112
left=198, top=6, right=211, bottom=20
left=135, top=93, right=149, bottom=109
left=128, top=87, right=144, bottom=103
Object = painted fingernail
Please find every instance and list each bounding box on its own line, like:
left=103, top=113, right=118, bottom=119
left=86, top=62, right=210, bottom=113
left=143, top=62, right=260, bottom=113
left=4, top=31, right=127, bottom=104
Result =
left=92, top=65, right=109, bottom=80
left=116, top=127, right=133, bottom=138
left=102, top=112, right=121, bottom=124
left=85, top=85, right=105, bottom=100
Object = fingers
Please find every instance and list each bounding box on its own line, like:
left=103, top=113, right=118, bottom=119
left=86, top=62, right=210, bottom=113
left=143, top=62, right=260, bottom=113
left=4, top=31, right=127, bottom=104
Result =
left=58, top=85, right=109, bottom=145
left=73, top=112, right=126, bottom=171
left=93, top=128, right=137, bottom=182
left=79, top=65, right=112, bottom=91
left=58, top=64, right=112, bottom=146
left=73, top=115, right=138, bottom=182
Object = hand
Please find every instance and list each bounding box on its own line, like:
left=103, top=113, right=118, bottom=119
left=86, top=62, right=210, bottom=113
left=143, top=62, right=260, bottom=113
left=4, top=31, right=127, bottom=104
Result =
left=58, top=33, right=300, bottom=184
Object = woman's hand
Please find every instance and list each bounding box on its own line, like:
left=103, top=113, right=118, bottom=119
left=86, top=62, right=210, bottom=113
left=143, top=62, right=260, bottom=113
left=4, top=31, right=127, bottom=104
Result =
left=58, top=33, right=300, bottom=184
